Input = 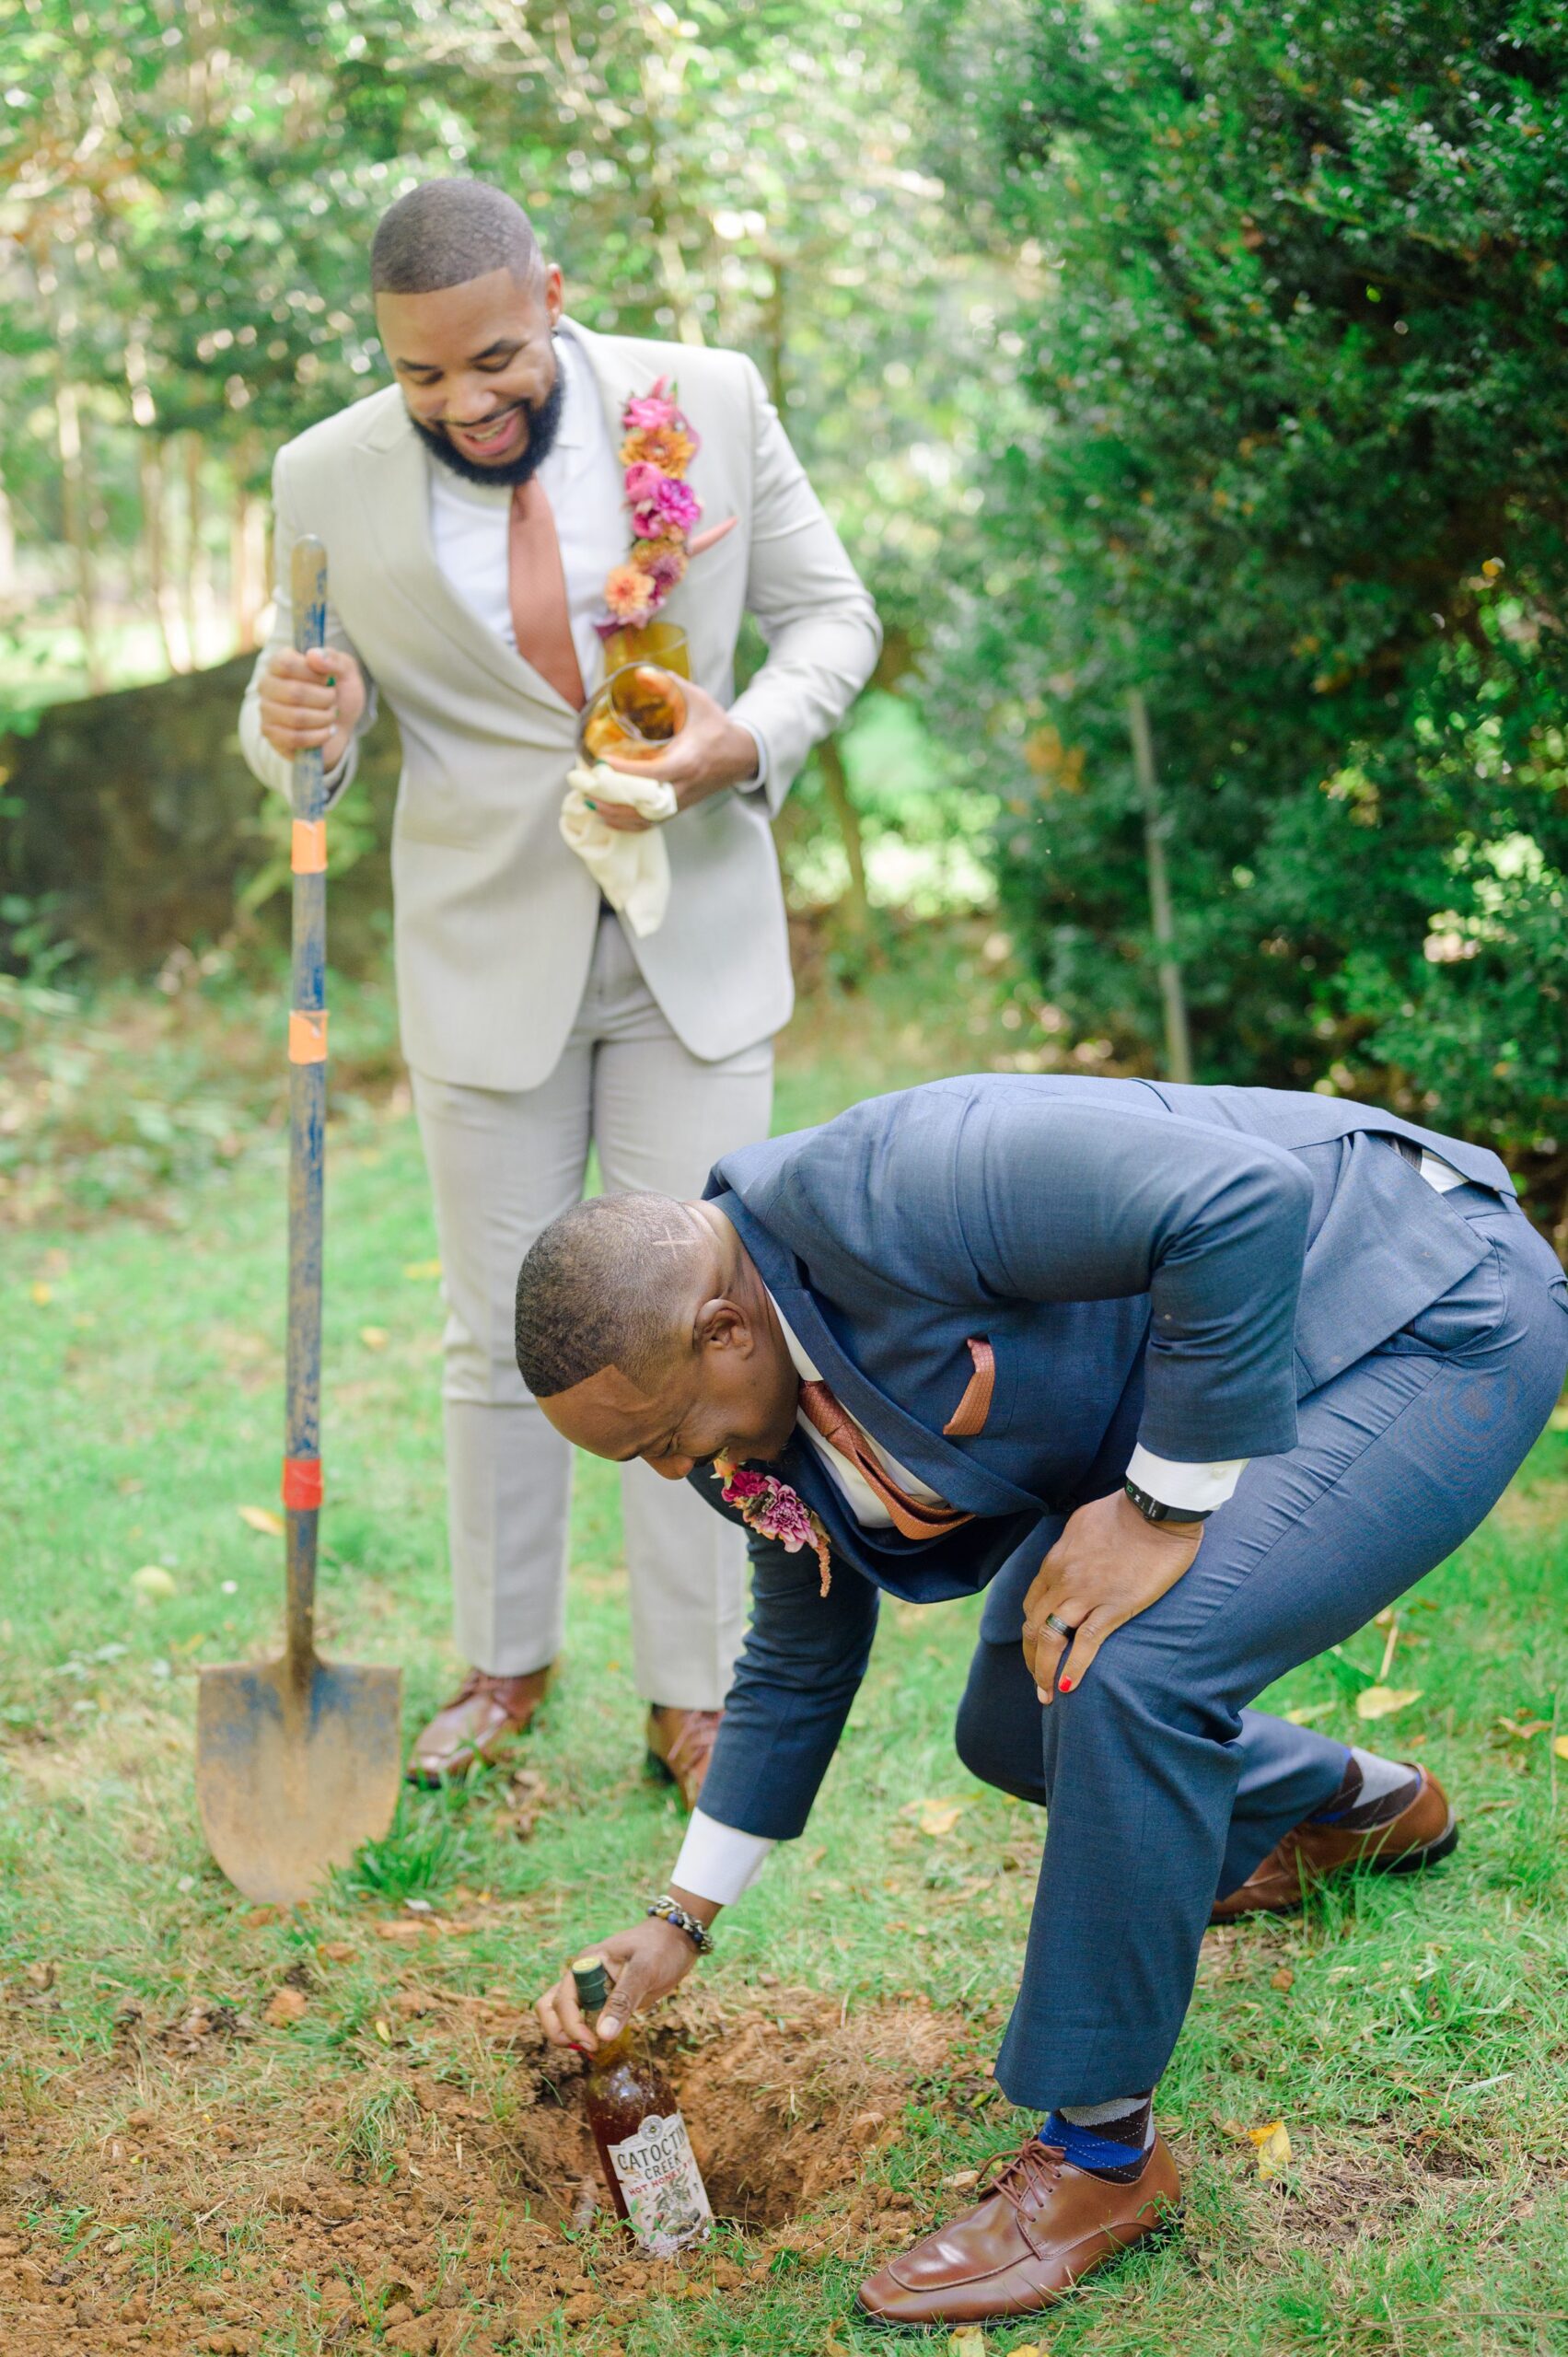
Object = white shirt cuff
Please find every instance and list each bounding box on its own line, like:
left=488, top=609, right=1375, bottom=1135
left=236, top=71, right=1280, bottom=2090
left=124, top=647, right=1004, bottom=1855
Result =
left=738, top=723, right=769, bottom=790
left=1125, top=1445, right=1249, bottom=1514
left=671, top=1808, right=775, bottom=1907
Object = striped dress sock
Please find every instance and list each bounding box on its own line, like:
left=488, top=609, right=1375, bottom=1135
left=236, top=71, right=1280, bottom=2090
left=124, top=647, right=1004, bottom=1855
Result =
left=1306, top=1747, right=1422, bottom=1830
left=1040, top=2093, right=1155, bottom=2182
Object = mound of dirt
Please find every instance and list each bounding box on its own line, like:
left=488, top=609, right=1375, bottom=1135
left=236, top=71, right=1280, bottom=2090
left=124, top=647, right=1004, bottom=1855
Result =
left=0, top=1980, right=981, bottom=2354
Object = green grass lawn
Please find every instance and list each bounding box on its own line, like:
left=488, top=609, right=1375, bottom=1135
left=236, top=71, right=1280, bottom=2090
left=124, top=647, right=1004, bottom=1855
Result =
left=2, top=949, right=1567, bottom=2356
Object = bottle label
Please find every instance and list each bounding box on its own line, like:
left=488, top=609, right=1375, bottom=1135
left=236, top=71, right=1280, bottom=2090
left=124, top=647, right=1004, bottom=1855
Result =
left=606, top=2109, right=713, bottom=2256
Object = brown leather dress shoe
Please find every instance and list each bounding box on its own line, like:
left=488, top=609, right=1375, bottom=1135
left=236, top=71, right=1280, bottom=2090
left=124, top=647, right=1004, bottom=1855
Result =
left=405, top=1666, right=554, bottom=1786
left=1211, top=1763, right=1458, bottom=1923
left=857, top=2135, right=1181, bottom=2326
left=645, top=1705, right=722, bottom=1811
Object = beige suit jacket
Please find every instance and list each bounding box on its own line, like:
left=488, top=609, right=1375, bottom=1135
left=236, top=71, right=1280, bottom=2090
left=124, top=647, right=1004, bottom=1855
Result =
left=239, top=320, right=880, bottom=1090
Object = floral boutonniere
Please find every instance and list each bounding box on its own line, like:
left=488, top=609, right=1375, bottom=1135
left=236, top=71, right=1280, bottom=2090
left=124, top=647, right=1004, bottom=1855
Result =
left=598, top=379, right=703, bottom=639
left=713, top=1459, right=832, bottom=1597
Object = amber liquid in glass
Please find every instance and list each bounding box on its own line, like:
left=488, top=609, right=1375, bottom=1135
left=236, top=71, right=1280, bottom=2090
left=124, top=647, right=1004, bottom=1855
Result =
left=572, top=1958, right=712, bottom=2257
left=578, top=664, right=689, bottom=762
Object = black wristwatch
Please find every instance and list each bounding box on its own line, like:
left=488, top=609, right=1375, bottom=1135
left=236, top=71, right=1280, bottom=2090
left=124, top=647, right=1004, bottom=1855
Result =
left=1123, top=1477, right=1210, bottom=1526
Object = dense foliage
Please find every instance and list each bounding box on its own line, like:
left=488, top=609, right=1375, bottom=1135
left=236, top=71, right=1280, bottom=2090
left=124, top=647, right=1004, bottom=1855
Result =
left=923, top=0, right=1568, bottom=1210
left=0, top=0, right=986, bottom=695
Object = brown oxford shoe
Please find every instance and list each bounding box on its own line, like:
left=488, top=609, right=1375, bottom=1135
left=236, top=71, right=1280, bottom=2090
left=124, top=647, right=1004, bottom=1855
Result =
left=1211, top=1763, right=1458, bottom=1924
left=857, top=2134, right=1182, bottom=2327
left=405, top=1666, right=555, bottom=1786
left=645, top=1705, right=722, bottom=1811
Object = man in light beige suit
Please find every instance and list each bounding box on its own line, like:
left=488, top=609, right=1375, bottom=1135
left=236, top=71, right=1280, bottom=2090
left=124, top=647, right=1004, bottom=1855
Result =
left=240, top=180, right=879, bottom=1801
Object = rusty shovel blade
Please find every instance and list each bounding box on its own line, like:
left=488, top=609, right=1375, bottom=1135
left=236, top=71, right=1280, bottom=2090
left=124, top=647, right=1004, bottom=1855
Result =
left=196, top=1655, right=402, bottom=1908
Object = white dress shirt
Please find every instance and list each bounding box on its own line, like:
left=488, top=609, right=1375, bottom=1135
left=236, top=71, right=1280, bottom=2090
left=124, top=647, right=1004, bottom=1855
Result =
left=671, top=1143, right=1471, bottom=1905
left=425, top=326, right=766, bottom=777
left=427, top=326, right=624, bottom=693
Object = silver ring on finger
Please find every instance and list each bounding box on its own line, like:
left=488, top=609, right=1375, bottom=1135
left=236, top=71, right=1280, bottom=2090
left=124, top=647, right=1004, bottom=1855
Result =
left=1044, top=1611, right=1075, bottom=1639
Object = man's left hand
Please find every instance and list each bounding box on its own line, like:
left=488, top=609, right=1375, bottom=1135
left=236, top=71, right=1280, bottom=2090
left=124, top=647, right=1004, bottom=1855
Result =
left=593, top=679, right=759, bottom=831
left=1022, top=1490, right=1204, bottom=1704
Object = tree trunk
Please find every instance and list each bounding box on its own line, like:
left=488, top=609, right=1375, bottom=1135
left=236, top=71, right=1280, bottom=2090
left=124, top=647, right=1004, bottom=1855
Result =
left=0, top=470, right=14, bottom=602
left=182, top=433, right=204, bottom=668
left=765, top=257, right=787, bottom=416
left=1127, top=689, right=1193, bottom=1084
left=819, top=730, right=873, bottom=941
left=138, top=438, right=184, bottom=675
left=54, top=377, right=105, bottom=693
left=231, top=435, right=268, bottom=651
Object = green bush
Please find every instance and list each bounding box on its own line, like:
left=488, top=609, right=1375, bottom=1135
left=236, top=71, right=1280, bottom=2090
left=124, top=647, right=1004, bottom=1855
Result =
left=920, top=0, right=1568, bottom=1225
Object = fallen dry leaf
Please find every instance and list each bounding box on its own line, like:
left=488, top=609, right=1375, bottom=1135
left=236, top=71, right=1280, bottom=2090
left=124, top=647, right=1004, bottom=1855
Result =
left=402, top=1258, right=442, bottom=1281
left=130, top=1564, right=178, bottom=1602
left=262, top=1987, right=308, bottom=2027
left=1248, top=2119, right=1292, bottom=2180
left=238, top=1504, right=285, bottom=1538
left=30, top=1282, right=52, bottom=1306
left=317, top=1941, right=356, bottom=1964
left=1283, top=1701, right=1336, bottom=1725
left=1554, top=1736, right=1568, bottom=1764
left=1354, top=1685, right=1423, bottom=1723
left=901, top=1796, right=969, bottom=1839
left=949, top=2329, right=987, bottom=2357
left=25, top=1961, right=56, bottom=1991
left=1270, top=1967, right=1295, bottom=1992
left=1496, top=1715, right=1551, bottom=1739
left=499, top=1766, right=549, bottom=1840
left=359, top=1325, right=389, bottom=1350
left=941, top=2167, right=980, bottom=2190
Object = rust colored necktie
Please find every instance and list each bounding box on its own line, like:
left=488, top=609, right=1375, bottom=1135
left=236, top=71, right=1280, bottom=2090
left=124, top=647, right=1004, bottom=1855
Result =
left=797, top=1379, right=973, bottom=1542
left=508, top=476, right=586, bottom=710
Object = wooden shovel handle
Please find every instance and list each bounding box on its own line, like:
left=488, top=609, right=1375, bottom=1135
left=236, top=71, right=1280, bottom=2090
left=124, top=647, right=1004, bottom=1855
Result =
left=284, top=536, right=330, bottom=1678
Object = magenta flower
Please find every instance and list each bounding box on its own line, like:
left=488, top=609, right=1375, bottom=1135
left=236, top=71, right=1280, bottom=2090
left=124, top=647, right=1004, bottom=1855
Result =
left=623, top=460, right=667, bottom=505
left=650, top=475, right=700, bottom=531
left=714, top=1461, right=831, bottom=1596
left=624, top=384, right=679, bottom=431
left=644, top=547, right=687, bottom=593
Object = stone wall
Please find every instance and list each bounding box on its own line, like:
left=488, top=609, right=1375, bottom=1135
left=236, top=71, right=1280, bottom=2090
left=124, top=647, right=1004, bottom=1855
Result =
left=0, top=657, right=401, bottom=975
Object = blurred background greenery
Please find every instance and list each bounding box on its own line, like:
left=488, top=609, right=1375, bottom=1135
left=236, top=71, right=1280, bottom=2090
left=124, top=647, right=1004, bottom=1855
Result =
left=2, top=0, right=1565, bottom=1240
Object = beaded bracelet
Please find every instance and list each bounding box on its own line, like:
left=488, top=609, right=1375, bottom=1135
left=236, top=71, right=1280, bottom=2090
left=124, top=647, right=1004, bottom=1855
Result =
left=647, top=1893, right=714, bottom=1955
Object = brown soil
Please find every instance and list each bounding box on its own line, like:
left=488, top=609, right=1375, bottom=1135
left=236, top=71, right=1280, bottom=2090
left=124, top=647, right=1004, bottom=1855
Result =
left=0, top=1978, right=973, bottom=2354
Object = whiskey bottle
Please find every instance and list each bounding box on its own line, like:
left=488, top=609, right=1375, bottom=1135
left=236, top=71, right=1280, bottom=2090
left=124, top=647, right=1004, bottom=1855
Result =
left=572, top=1956, right=713, bottom=2257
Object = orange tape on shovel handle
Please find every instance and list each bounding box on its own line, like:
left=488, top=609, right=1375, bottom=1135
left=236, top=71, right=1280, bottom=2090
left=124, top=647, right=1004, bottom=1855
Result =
left=288, top=1010, right=328, bottom=1063
left=291, top=819, right=328, bottom=874
left=282, top=1456, right=324, bottom=1511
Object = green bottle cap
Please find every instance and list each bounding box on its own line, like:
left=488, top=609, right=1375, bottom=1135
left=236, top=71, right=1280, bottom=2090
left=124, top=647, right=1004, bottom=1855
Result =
left=572, top=1956, right=611, bottom=2014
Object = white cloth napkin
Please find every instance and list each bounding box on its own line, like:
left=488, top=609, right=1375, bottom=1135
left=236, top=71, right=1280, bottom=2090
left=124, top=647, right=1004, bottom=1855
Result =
left=559, top=761, right=679, bottom=937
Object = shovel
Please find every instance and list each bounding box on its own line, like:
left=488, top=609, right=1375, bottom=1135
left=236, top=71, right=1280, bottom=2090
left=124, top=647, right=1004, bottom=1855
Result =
left=196, top=536, right=402, bottom=1907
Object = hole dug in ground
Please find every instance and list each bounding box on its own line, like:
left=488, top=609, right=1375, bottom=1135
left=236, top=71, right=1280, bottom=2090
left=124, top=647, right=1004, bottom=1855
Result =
left=0, top=1982, right=971, bottom=2353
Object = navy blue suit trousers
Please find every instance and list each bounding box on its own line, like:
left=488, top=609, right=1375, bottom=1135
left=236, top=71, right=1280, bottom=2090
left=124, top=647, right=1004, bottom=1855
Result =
left=955, top=1185, right=1566, bottom=2105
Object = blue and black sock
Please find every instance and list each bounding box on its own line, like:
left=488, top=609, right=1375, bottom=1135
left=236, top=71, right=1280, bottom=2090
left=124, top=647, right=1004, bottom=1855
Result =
left=1306, top=1747, right=1422, bottom=1831
left=1040, top=2093, right=1155, bottom=2183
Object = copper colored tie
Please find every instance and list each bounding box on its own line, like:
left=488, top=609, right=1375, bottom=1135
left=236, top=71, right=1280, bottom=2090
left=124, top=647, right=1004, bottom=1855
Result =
left=508, top=476, right=586, bottom=710
left=797, top=1380, right=972, bottom=1542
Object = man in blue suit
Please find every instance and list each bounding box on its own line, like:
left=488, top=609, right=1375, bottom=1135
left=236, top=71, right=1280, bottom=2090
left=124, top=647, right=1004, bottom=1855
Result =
left=522, top=1075, right=1567, bottom=2325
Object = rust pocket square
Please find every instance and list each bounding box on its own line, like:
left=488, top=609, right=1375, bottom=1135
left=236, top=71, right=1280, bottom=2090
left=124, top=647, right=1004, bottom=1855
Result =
left=943, top=1337, right=994, bottom=1438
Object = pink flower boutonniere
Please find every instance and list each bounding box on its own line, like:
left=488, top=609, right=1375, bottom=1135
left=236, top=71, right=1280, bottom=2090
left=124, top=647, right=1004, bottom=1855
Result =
left=597, top=379, right=703, bottom=639
left=713, top=1459, right=832, bottom=1597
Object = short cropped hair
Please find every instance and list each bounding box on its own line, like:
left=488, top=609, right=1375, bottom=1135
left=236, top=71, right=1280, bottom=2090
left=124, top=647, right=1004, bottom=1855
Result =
left=516, top=1194, right=703, bottom=1398
left=371, top=179, right=544, bottom=296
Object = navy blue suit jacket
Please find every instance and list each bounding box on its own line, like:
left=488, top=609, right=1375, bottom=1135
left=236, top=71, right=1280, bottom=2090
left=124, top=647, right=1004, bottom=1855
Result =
left=690, top=1075, right=1511, bottom=1840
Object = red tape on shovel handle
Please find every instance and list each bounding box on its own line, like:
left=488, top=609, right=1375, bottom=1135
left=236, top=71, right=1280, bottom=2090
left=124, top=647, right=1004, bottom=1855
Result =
left=282, top=1456, right=324, bottom=1511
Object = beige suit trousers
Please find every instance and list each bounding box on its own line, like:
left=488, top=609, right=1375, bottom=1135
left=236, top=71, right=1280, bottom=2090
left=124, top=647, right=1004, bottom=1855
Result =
left=411, top=911, right=773, bottom=1703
